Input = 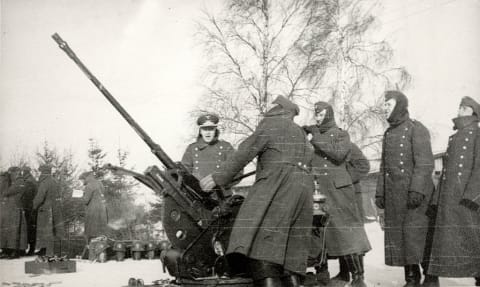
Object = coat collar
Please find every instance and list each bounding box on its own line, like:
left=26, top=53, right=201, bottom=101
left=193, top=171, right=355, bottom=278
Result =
left=452, top=115, right=479, bottom=131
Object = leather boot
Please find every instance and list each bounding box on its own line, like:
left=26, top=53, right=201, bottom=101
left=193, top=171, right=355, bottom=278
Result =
left=253, top=277, right=284, bottom=287
left=475, top=277, right=480, bottom=287
left=330, top=256, right=350, bottom=282
left=403, top=265, right=421, bottom=287
left=422, top=274, right=439, bottom=287
left=345, top=254, right=367, bottom=287
left=315, top=263, right=330, bottom=286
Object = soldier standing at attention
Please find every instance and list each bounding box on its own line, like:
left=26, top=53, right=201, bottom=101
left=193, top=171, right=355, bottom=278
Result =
left=0, top=171, right=11, bottom=258
left=79, top=171, right=108, bottom=242
left=181, top=113, right=236, bottom=197
left=426, top=97, right=480, bottom=287
left=0, top=167, right=28, bottom=259
left=33, top=164, right=64, bottom=257
left=305, top=101, right=371, bottom=287
left=375, top=90, right=434, bottom=287
left=200, top=96, right=314, bottom=287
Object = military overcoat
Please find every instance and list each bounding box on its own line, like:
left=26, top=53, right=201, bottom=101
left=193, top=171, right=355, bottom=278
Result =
left=0, top=178, right=28, bottom=250
left=83, top=177, right=108, bottom=238
left=182, top=138, right=235, bottom=180
left=428, top=116, right=480, bottom=277
left=309, top=126, right=371, bottom=257
left=376, top=118, right=434, bottom=266
left=33, top=174, right=64, bottom=255
left=212, top=111, right=314, bottom=275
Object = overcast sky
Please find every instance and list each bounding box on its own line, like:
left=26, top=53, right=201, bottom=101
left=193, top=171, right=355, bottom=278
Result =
left=1, top=0, right=479, bottom=173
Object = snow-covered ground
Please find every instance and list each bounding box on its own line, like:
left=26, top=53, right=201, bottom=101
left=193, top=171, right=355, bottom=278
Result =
left=0, top=222, right=476, bottom=287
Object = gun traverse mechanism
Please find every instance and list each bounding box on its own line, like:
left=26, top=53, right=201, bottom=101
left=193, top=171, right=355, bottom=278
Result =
left=52, top=33, right=253, bottom=285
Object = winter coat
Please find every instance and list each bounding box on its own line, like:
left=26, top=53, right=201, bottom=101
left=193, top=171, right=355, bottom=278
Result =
left=0, top=177, right=28, bottom=250
left=33, top=174, right=64, bottom=255
left=376, top=118, right=434, bottom=266
left=347, top=143, right=371, bottom=220
left=0, top=173, right=9, bottom=244
left=182, top=138, right=235, bottom=180
left=428, top=116, right=480, bottom=277
left=83, top=177, right=108, bottom=238
left=212, top=111, right=314, bottom=275
left=309, top=126, right=371, bottom=257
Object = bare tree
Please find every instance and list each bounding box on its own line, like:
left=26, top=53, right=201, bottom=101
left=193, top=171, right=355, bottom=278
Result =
left=195, top=0, right=409, bottom=154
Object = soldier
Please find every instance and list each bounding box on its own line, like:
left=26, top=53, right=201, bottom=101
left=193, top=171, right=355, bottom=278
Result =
left=200, top=96, right=314, bottom=287
left=0, top=167, right=28, bottom=259
left=181, top=113, right=236, bottom=197
left=305, top=101, right=371, bottom=287
left=426, top=96, right=480, bottom=286
left=33, top=164, right=64, bottom=256
left=375, top=90, right=434, bottom=287
left=21, top=166, right=38, bottom=255
left=79, top=171, right=108, bottom=242
left=0, top=171, right=11, bottom=258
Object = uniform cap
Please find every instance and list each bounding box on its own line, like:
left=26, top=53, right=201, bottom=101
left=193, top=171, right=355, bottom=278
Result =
left=272, top=95, right=299, bottom=116
left=197, top=113, right=219, bottom=128
left=460, top=96, right=480, bottom=119
left=8, top=166, right=21, bottom=173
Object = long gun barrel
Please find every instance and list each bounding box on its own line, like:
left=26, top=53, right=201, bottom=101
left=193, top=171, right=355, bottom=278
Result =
left=51, top=33, right=176, bottom=169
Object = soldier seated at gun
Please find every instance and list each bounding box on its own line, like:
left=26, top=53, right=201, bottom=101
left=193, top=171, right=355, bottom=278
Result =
left=181, top=113, right=239, bottom=200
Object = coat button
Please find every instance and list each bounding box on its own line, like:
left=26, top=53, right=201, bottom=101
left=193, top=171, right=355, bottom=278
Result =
left=386, top=173, right=390, bottom=177
left=218, top=152, right=222, bottom=155
left=459, top=164, right=463, bottom=168
left=400, top=161, right=404, bottom=165
left=400, top=153, right=404, bottom=156
left=324, top=172, right=328, bottom=175
left=458, top=172, right=462, bottom=176
left=405, top=128, right=408, bottom=131
left=402, top=135, right=406, bottom=139
left=463, top=146, right=467, bottom=150
left=460, top=155, right=464, bottom=159
left=220, top=146, right=223, bottom=149
left=469, top=131, right=473, bottom=134
left=195, top=154, right=198, bottom=157
left=195, top=161, right=199, bottom=164
left=330, top=134, right=334, bottom=137
left=216, top=165, right=220, bottom=168
left=195, top=147, right=198, bottom=151
left=465, top=138, right=469, bottom=141
left=323, top=164, right=328, bottom=167
left=401, top=169, right=405, bottom=173
left=449, top=138, right=452, bottom=141
left=195, top=167, right=199, bottom=170
left=400, top=144, right=404, bottom=147
left=323, top=157, right=327, bottom=160
left=298, top=162, right=302, bottom=166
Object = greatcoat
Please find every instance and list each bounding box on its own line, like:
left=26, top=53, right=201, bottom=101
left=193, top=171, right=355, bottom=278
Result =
left=213, top=109, right=314, bottom=275
left=428, top=116, right=480, bottom=277
left=376, top=118, right=434, bottom=266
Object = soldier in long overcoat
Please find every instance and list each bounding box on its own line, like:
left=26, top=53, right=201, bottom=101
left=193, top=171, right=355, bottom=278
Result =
left=80, top=172, right=108, bottom=241
left=181, top=113, right=236, bottom=197
left=305, top=101, right=371, bottom=287
left=21, top=166, right=37, bottom=255
left=33, top=164, right=64, bottom=256
left=375, top=91, right=434, bottom=287
left=200, top=96, right=314, bottom=287
left=426, top=96, right=480, bottom=285
left=0, top=171, right=11, bottom=258
left=0, top=167, right=28, bottom=258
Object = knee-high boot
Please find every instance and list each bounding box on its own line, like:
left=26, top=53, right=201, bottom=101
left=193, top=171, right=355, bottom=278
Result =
left=403, top=265, right=421, bottom=287
left=345, top=254, right=366, bottom=287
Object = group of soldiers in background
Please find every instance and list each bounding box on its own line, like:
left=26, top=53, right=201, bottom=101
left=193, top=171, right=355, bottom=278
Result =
left=0, top=165, right=108, bottom=260
left=189, top=92, right=480, bottom=287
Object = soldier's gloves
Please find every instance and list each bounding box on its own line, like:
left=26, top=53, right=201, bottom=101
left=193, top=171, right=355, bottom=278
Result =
left=200, top=174, right=216, bottom=192
left=375, top=196, right=385, bottom=209
left=407, top=191, right=424, bottom=209
left=459, top=199, right=480, bottom=212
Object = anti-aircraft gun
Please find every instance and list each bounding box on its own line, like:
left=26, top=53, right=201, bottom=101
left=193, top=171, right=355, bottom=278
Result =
left=52, top=33, right=253, bottom=287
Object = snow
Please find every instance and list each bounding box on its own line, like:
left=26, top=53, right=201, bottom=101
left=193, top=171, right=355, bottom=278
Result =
left=0, top=223, right=476, bottom=287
